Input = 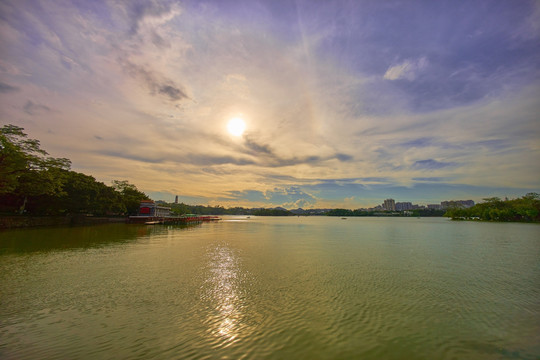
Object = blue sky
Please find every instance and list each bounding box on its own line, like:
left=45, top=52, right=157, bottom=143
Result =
left=1, top=0, right=539, bottom=208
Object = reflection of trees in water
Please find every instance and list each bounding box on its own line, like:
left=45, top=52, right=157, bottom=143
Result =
left=0, top=224, right=153, bottom=254
left=0, top=222, right=209, bottom=254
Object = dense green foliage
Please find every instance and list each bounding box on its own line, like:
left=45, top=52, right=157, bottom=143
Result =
left=252, top=208, right=293, bottom=216
left=326, top=209, right=356, bottom=216
left=0, top=125, right=147, bottom=215
left=444, top=194, right=540, bottom=222
left=169, top=203, right=231, bottom=215
left=166, top=202, right=292, bottom=216
left=1, top=125, right=70, bottom=210
left=410, top=209, right=446, bottom=217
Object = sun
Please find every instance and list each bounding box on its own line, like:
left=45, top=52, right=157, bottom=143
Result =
left=227, top=117, right=246, bottom=136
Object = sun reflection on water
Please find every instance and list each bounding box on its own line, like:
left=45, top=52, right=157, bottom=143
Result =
left=206, top=245, right=244, bottom=346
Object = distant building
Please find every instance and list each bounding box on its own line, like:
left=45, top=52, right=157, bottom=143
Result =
left=427, top=204, right=442, bottom=210
left=395, top=202, right=413, bottom=211
left=383, top=199, right=396, bottom=211
left=175, top=195, right=179, bottom=204
left=138, top=200, right=171, bottom=217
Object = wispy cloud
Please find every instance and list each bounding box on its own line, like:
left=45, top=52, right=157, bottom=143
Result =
left=413, top=159, right=457, bottom=170
left=384, top=57, right=428, bottom=81
left=23, top=100, right=53, bottom=115
left=117, top=57, right=189, bottom=102
left=0, top=81, right=19, bottom=93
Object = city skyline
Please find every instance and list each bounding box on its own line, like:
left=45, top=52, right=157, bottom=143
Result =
left=1, top=0, right=539, bottom=208
left=159, top=196, right=474, bottom=210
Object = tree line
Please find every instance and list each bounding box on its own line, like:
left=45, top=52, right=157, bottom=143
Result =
left=0, top=125, right=147, bottom=216
left=444, top=194, right=540, bottom=222
left=164, top=203, right=294, bottom=216
left=326, top=208, right=446, bottom=217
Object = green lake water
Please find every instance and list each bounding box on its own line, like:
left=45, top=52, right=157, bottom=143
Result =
left=1, top=216, right=539, bottom=359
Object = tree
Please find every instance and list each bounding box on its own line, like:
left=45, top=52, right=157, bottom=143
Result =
left=112, top=180, right=148, bottom=215
left=445, top=194, right=540, bottom=222
left=327, top=208, right=354, bottom=216
left=0, top=125, right=71, bottom=212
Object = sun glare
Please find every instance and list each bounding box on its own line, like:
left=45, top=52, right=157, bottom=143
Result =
left=227, top=118, right=246, bottom=137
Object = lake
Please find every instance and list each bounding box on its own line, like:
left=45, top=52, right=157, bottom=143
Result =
left=1, top=216, right=539, bottom=359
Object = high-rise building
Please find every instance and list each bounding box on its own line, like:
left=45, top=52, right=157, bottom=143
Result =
left=175, top=195, right=179, bottom=204
left=383, top=199, right=396, bottom=211
left=395, top=202, right=413, bottom=211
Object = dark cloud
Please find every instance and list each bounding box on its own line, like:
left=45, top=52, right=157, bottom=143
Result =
left=240, top=136, right=326, bottom=167
left=314, top=177, right=390, bottom=185
left=151, top=31, right=170, bottom=48
left=186, top=154, right=256, bottom=166
left=250, top=151, right=353, bottom=168
left=400, top=137, right=433, bottom=148
left=413, top=159, right=457, bottom=170
left=99, top=147, right=255, bottom=166
left=158, top=85, right=186, bottom=101
left=412, top=177, right=448, bottom=182
left=304, top=156, right=321, bottom=163
left=264, top=173, right=304, bottom=182
left=335, top=153, right=353, bottom=162
left=201, top=167, right=231, bottom=176
left=0, top=82, right=20, bottom=93
left=400, top=138, right=512, bottom=155
left=260, top=155, right=319, bottom=168
left=472, top=139, right=509, bottom=150
left=23, top=100, right=53, bottom=115
left=118, top=58, right=188, bottom=101
left=359, top=177, right=390, bottom=183
left=400, top=137, right=464, bottom=151
left=244, top=137, right=273, bottom=155
left=99, top=150, right=166, bottom=164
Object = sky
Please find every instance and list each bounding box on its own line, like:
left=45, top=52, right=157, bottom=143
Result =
left=1, top=0, right=539, bottom=209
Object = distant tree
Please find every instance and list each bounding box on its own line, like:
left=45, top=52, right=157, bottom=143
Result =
left=411, top=209, right=445, bottom=217
left=253, top=208, right=294, bottom=216
left=326, top=209, right=354, bottom=217
left=112, top=180, right=148, bottom=215
left=170, top=202, right=191, bottom=215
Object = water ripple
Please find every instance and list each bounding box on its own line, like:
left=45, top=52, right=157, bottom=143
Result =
left=1, top=218, right=539, bottom=359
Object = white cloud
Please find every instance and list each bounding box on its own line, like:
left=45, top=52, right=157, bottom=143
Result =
left=383, top=57, right=428, bottom=81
